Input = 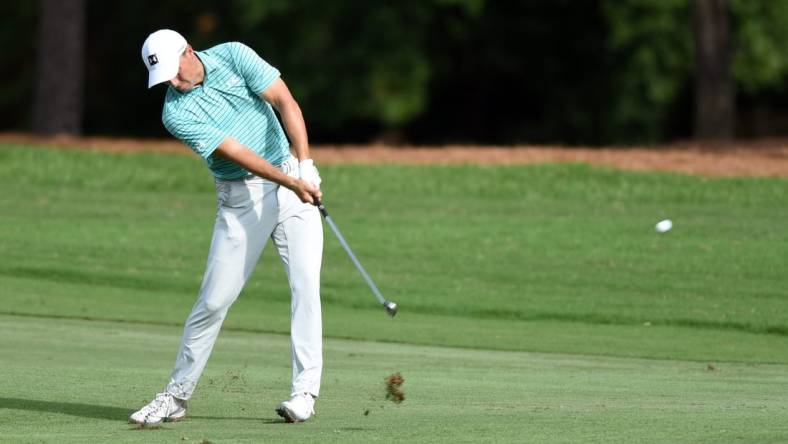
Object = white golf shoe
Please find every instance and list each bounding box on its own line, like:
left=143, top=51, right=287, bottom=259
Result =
left=129, top=392, right=187, bottom=425
left=275, top=392, right=316, bottom=423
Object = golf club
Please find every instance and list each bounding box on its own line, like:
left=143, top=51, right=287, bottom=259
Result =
left=314, top=197, right=398, bottom=317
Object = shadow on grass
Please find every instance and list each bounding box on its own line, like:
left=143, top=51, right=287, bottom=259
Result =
left=1, top=397, right=130, bottom=420
left=0, top=397, right=280, bottom=423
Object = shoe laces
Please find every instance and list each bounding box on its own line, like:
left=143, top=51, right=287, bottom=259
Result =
left=141, top=392, right=175, bottom=416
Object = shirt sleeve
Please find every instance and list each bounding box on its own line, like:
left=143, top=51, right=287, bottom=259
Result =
left=230, top=42, right=281, bottom=95
left=162, top=113, right=226, bottom=159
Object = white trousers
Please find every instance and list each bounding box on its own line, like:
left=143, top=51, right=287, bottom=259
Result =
left=166, top=156, right=323, bottom=400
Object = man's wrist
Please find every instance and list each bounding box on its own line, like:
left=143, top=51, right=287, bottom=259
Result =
left=293, top=147, right=310, bottom=162
left=281, top=175, right=299, bottom=190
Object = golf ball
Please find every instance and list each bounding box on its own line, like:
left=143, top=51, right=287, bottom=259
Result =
left=655, top=219, right=673, bottom=233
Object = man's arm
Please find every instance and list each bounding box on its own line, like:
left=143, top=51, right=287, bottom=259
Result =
left=212, top=137, right=320, bottom=204
left=259, top=78, right=310, bottom=162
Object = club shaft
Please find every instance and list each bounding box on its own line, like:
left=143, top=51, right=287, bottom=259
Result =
left=321, top=214, right=387, bottom=306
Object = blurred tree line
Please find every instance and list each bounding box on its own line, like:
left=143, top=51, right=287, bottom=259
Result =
left=4, top=0, right=788, bottom=145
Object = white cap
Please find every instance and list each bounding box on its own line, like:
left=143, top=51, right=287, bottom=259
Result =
left=141, top=29, right=187, bottom=88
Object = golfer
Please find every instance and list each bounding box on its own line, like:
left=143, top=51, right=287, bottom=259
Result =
left=130, top=29, right=324, bottom=425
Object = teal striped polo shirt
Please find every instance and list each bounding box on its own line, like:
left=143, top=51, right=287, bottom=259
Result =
left=162, top=42, right=290, bottom=179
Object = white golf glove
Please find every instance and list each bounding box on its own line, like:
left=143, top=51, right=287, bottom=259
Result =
left=298, top=158, right=322, bottom=187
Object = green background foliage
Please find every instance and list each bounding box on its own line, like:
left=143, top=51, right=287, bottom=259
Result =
left=5, top=1, right=788, bottom=143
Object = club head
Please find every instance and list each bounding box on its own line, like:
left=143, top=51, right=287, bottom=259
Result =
left=383, top=300, right=398, bottom=317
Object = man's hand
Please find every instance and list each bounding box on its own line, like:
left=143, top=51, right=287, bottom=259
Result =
left=298, top=159, right=321, bottom=188
left=288, top=178, right=322, bottom=205
left=214, top=139, right=321, bottom=204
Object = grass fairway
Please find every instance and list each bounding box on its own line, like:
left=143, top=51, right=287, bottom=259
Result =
left=1, top=145, right=787, bottom=442
left=2, top=314, right=788, bottom=444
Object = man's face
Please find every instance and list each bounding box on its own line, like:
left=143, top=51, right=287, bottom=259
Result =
left=168, top=47, right=200, bottom=93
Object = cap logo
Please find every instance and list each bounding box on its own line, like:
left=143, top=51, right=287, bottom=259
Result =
left=148, top=54, right=159, bottom=66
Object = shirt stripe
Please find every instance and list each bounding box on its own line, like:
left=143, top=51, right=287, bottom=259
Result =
left=162, top=42, right=290, bottom=179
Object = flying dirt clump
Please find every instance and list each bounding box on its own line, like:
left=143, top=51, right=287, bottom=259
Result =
left=385, top=373, right=405, bottom=403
